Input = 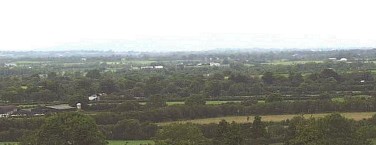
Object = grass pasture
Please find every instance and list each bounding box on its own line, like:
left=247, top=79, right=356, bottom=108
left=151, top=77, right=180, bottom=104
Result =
left=108, top=140, right=154, bottom=145
left=263, top=60, right=324, bottom=65
left=0, top=142, right=17, bottom=145
left=157, top=112, right=376, bottom=125
left=140, top=100, right=242, bottom=106
left=167, top=100, right=241, bottom=105
left=166, top=101, right=185, bottom=105
left=206, top=100, right=241, bottom=105
left=332, top=97, right=345, bottom=102
left=122, top=60, right=157, bottom=65
left=14, top=61, right=48, bottom=64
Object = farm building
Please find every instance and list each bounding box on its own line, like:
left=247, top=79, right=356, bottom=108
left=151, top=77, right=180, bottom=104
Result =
left=38, top=74, right=48, bottom=79
left=89, top=93, right=106, bottom=101
left=30, top=104, right=76, bottom=116
left=154, top=65, right=164, bottom=69
left=141, top=66, right=154, bottom=69
left=210, top=62, right=221, bottom=66
left=339, top=58, right=348, bottom=62
left=328, top=58, right=337, bottom=61
left=0, top=105, right=17, bottom=118
left=4, top=63, right=17, bottom=67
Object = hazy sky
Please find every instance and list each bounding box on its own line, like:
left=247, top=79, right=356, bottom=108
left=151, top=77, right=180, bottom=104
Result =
left=1, top=0, right=376, bottom=51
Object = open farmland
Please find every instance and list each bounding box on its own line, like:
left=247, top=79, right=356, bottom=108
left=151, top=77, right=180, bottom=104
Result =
left=158, top=112, right=376, bottom=125
left=107, top=140, right=154, bottom=145
left=139, top=100, right=242, bottom=106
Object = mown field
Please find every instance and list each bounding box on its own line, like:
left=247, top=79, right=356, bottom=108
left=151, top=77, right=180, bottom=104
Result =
left=108, top=140, right=154, bottom=145
left=157, top=112, right=376, bottom=125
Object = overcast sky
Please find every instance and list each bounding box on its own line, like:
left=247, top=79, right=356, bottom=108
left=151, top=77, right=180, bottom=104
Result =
left=1, top=0, right=376, bottom=51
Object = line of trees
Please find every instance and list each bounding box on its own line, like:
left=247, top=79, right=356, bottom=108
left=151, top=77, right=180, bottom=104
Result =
left=1, top=67, right=375, bottom=104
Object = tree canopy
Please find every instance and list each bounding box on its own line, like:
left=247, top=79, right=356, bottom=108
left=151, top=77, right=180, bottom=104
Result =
left=154, top=123, right=210, bottom=145
left=20, top=113, right=107, bottom=145
left=287, top=113, right=370, bottom=145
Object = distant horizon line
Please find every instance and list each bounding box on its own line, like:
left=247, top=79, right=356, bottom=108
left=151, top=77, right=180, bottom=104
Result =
left=1, top=47, right=375, bottom=53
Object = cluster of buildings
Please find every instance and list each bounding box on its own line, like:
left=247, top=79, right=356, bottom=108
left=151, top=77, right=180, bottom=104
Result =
left=0, top=93, right=106, bottom=118
left=88, top=93, right=106, bottom=101
left=328, top=57, right=348, bottom=62
left=178, top=62, right=222, bottom=68
left=0, top=104, right=76, bottom=118
left=3, top=63, right=17, bottom=67
left=131, top=65, right=164, bottom=70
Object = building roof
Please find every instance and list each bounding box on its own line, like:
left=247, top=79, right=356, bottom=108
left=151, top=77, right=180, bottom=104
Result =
left=46, top=104, right=75, bottom=110
left=0, top=105, right=17, bottom=114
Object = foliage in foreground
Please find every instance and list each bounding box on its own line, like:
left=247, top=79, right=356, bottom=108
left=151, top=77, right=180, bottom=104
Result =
left=154, top=123, right=210, bottom=145
left=286, top=113, right=370, bottom=145
left=19, top=113, right=107, bottom=145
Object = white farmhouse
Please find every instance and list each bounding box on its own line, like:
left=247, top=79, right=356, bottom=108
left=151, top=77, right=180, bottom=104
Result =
left=154, top=66, right=164, bottom=69
left=339, top=58, right=348, bottom=62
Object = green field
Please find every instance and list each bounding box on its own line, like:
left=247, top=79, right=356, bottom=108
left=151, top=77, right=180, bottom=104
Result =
left=157, top=112, right=376, bottom=125
left=166, top=100, right=241, bottom=105
left=14, top=61, right=48, bottom=64
left=166, top=101, right=185, bottom=105
left=263, top=60, right=324, bottom=65
left=332, top=97, right=345, bottom=102
left=140, top=100, right=242, bottom=106
left=332, top=95, right=372, bottom=103
left=0, top=142, right=17, bottom=145
left=206, top=100, right=241, bottom=105
left=108, top=140, right=154, bottom=145
left=122, top=60, right=157, bottom=65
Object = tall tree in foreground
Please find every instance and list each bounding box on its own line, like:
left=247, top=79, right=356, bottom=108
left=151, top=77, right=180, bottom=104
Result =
left=154, top=123, right=210, bottom=145
left=20, top=113, right=107, bottom=145
left=287, top=113, right=370, bottom=145
left=251, top=116, right=267, bottom=139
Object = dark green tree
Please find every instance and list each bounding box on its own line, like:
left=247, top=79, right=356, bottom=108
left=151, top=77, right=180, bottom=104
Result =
left=320, top=68, right=341, bottom=81
left=68, top=94, right=88, bottom=108
left=251, top=116, right=267, bottom=139
left=99, top=78, right=119, bottom=94
left=154, top=123, right=210, bottom=145
left=185, top=94, right=206, bottom=106
left=86, top=69, right=101, bottom=79
left=115, top=101, right=141, bottom=112
left=146, top=94, right=167, bottom=108
left=287, top=113, right=370, bottom=145
left=20, top=113, right=107, bottom=145
left=265, top=93, right=283, bottom=103
left=262, top=72, right=274, bottom=85
left=289, top=72, right=304, bottom=87
left=204, top=80, right=222, bottom=97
